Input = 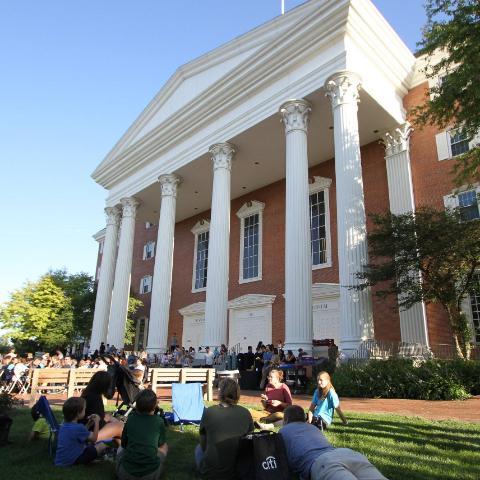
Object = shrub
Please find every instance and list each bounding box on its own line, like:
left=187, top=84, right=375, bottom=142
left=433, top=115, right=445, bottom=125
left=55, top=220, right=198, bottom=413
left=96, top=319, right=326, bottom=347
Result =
left=0, top=392, right=15, bottom=413
left=328, top=358, right=479, bottom=400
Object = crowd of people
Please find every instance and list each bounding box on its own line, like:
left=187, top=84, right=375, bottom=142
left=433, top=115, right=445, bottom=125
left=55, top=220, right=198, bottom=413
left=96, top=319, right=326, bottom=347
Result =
left=2, top=339, right=387, bottom=479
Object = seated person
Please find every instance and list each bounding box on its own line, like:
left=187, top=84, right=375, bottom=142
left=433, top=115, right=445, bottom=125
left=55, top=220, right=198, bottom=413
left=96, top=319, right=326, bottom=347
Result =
left=116, top=389, right=168, bottom=480
left=284, top=349, right=296, bottom=364
left=195, top=377, right=253, bottom=479
left=250, top=368, right=292, bottom=429
left=55, top=397, right=106, bottom=466
left=308, top=371, right=347, bottom=429
left=29, top=405, right=49, bottom=441
left=280, top=405, right=387, bottom=480
left=81, top=370, right=124, bottom=442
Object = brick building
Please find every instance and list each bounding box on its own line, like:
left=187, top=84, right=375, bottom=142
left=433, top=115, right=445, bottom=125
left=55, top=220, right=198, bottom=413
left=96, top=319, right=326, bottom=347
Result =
left=90, top=0, right=480, bottom=355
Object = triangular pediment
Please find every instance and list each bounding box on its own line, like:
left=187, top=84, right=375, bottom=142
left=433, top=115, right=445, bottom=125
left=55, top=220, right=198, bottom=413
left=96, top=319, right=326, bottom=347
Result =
left=93, top=1, right=322, bottom=177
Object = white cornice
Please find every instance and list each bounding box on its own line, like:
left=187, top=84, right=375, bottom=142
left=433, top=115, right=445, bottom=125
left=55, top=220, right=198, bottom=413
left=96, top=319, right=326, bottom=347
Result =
left=309, top=176, right=332, bottom=194
left=236, top=200, right=265, bottom=219
left=228, top=294, right=276, bottom=310
left=312, top=283, right=340, bottom=299
left=92, top=228, right=106, bottom=242
left=179, top=302, right=205, bottom=316
left=191, top=219, right=210, bottom=235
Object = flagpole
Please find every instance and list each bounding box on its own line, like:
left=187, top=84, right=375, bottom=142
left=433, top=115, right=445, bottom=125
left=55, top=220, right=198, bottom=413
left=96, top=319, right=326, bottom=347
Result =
left=281, top=0, right=285, bottom=15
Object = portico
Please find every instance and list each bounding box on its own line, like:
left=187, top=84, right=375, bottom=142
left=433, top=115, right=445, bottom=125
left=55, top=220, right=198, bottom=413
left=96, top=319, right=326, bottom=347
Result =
left=90, top=0, right=421, bottom=355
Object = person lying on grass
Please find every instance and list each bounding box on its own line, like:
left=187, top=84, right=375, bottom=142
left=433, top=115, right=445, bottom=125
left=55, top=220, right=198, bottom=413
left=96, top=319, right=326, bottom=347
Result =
left=280, top=405, right=388, bottom=480
left=55, top=396, right=107, bottom=467
left=308, top=371, right=347, bottom=430
left=249, top=368, right=292, bottom=430
left=116, top=389, right=168, bottom=480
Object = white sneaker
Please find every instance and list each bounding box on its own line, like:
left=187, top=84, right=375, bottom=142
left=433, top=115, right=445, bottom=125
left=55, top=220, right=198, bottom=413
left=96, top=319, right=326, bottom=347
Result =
left=255, top=421, right=274, bottom=431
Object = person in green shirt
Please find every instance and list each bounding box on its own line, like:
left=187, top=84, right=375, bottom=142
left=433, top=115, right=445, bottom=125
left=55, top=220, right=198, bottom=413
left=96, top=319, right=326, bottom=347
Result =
left=116, top=389, right=168, bottom=480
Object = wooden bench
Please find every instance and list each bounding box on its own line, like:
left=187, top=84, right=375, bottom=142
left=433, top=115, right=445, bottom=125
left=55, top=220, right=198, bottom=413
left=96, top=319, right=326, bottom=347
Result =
left=150, top=368, right=215, bottom=401
left=29, top=368, right=71, bottom=405
left=67, top=368, right=97, bottom=397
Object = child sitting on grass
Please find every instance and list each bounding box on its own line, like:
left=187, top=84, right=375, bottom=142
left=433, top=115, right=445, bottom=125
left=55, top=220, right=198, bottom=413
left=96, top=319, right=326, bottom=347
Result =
left=55, top=397, right=107, bottom=466
left=307, top=371, right=348, bottom=429
left=116, top=389, right=168, bottom=480
left=29, top=405, right=49, bottom=441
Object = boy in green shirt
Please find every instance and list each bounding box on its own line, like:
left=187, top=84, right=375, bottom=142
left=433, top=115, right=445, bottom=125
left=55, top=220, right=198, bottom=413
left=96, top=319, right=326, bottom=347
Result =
left=116, top=389, right=168, bottom=480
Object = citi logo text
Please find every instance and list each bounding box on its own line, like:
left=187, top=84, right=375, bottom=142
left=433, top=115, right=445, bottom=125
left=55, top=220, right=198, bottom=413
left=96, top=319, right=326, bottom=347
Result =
left=262, top=456, right=278, bottom=470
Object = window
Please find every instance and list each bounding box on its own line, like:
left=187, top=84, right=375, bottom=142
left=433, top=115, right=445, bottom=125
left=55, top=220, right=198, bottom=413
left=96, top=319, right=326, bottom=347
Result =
left=458, top=190, right=480, bottom=221
left=140, top=275, right=152, bottom=294
left=135, top=318, right=149, bottom=350
left=444, top=188, right=480, bottom=221
left=145, top=222, right=155, bottom=229
left=469, top=274, right=480, bottom=344
left=191, top=220, right=210, bottom=292
left=237, top=201, right=264, bottom=283
left=143, top=241, right=155, bottom=260
left=449, top=130, right=470, bottom=157
left=309, top=177, right=332, bottom=269
left=435, top=128, right=476, bottom=161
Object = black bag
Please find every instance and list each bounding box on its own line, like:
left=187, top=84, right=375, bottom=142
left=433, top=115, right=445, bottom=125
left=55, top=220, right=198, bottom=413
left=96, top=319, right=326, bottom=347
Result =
left=236, top=431, right=290, bottom=480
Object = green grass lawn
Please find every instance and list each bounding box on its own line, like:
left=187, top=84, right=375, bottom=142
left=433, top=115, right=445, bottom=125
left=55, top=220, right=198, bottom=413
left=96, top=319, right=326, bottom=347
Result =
left=2, top=403, right=480, bottom=480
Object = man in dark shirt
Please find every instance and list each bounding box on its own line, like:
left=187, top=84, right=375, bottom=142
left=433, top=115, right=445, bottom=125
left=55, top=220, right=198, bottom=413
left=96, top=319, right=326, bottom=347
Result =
left=243, top=346, right=255, bottom=370
left=280, top=406, right=387, bottom=480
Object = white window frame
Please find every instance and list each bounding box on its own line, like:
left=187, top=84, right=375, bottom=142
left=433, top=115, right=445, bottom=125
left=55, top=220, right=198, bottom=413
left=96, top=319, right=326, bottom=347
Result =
left=134, top=317, right=149, bottom=351
left=191, top=220, right=210, bottom=293
left=143, top=241, right=156, bottom=260
left=140, top=275, right=152, bottom=294
left=145, top=222, right=155, bottom=229
left=309, top=176, right=332, bottom=270
left=436, top=128, right=479, bottom=161
left=236, top=201, right=265, bottom=284
left=443, top=185, right=480, bottom=219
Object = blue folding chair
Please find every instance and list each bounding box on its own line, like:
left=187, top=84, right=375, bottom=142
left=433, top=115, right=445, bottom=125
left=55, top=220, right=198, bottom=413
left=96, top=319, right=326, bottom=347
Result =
left=171, top=383, right=205, bottom=431
left=34, top=395, right=60, bottom=456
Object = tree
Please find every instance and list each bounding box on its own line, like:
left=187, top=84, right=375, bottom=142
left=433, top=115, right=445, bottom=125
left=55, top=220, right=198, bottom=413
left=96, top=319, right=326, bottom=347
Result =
left=124, top=296, right=143, bottom=346
left=412, top=0, right=480, bottom=184
left=0, top=275, right=74, bottom=352
left=355, top=207, right=480, bottom=359
left=49, top=269, right=96, bottom=344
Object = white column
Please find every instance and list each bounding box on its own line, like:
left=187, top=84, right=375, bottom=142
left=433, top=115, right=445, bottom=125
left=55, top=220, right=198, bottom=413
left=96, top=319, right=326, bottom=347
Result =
left=204, top=143, right=235, bottom=348
left=90, top=206, right=121, bottom=352
left=146, top=174, right=181, bottom=354
left=279, top=99, right=314, bottom=352
left=325, top=71, right=374, bottom=354
left=382, top=123, right=429, bottom=346
left=107, top=197, right=139, bottom=348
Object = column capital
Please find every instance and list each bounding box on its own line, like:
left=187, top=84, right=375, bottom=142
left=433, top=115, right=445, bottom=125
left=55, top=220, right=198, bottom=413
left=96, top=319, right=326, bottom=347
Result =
left=324, top=71, right=361, bottom=109
left=159, top=174, right=181, bottom=197
left=381, top=122, right=413, bottom=157
left=120, top=197, right=140, bottom=218
left=104, top=206, right=121, bottom=226
left=209, top=142, right=236, bottom=171
left=279, top=99, right=311, bottom=134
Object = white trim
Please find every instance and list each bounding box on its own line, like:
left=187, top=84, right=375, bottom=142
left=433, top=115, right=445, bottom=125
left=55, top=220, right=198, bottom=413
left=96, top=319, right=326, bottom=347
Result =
left=228, top=294, right=276, bottom=310
left=443, top=184, right=480, bottom=210
left=143, top=240, right=155, bottom=260
left=309, top=176, right=332, bottom=269
left=191, top=220, right=210, bottom=293
left=93, top=228, right=106, bottom=242
left=140, top=275, right=153, bottom=294
left=236, top=201, right=265, bottom=284
left=179, top=301, right=206, bottom=316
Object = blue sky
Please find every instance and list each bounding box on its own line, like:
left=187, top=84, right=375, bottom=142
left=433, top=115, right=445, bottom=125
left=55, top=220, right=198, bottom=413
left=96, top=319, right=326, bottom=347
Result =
left=0, top=0, right=426, bottom=304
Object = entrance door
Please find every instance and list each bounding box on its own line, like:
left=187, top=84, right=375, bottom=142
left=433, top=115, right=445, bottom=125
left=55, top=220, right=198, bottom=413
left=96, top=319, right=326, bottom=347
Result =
left=182, top=316, right=205, bottom=351
left=229, top=307, right=271, bottom=352
left=312, top=299, right=340, bottom=344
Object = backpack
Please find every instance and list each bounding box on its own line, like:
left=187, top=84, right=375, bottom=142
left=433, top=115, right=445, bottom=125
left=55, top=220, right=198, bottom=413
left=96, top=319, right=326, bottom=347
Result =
left=236, top=431, right=290, bottom=480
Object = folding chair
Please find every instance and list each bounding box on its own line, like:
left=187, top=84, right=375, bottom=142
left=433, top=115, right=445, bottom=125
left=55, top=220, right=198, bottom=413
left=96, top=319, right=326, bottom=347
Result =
left=171, top=383, right=205, bottom=431
left=34, top=395, right=60, bottom=456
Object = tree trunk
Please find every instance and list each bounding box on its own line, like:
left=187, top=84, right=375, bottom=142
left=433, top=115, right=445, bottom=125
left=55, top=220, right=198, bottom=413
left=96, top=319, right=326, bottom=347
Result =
left=446, top=305, right=471, bottom=360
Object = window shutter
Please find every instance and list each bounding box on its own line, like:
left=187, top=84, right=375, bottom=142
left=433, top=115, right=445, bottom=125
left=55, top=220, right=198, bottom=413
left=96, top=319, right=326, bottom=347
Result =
left=143, top=244, right=147, bottom=260
left=469, top=130, right=480, bottom=150
left=140, top=278, right=144, bottom=292
left=443, top=194, right=458, bottom=210
left=435, top=131, right=450, bottom=161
